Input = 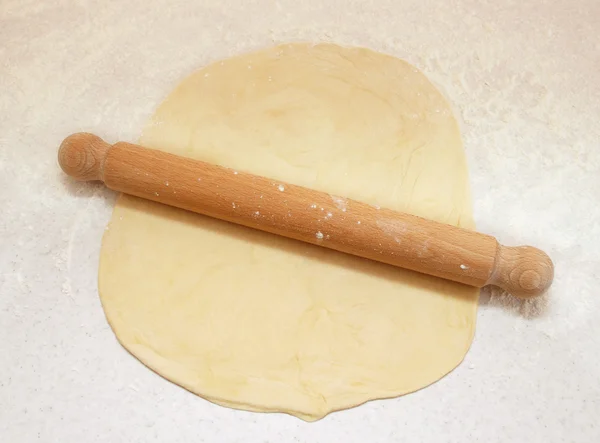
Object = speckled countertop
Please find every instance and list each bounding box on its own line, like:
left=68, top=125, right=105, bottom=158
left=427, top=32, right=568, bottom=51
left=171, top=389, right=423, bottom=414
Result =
left=1, top=1, right=599, bottom=442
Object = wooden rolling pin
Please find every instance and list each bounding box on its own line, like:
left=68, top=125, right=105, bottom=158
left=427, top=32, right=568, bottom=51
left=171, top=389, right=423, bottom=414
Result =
left=58, top=132, right=554, bottom=298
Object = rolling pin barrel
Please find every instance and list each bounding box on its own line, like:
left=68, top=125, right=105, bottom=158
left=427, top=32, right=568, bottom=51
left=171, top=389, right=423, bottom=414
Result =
left=58, top=132, right=554, bottom=298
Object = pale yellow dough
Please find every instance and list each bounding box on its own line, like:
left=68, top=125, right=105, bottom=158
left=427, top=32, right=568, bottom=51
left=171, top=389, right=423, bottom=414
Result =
left=99, top=43, right=478, bottom=421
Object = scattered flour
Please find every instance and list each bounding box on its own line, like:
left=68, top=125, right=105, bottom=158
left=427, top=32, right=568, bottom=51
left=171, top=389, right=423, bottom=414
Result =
left=330, top=195, right=348, bottom=212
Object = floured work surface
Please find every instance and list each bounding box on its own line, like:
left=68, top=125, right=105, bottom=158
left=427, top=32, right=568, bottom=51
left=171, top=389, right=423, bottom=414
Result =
left=99, top=43, right=479, bottom=420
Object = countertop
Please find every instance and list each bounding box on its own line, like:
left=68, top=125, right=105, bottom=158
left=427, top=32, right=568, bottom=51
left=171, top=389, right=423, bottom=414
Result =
left=1, top=0, right=599, bottom=441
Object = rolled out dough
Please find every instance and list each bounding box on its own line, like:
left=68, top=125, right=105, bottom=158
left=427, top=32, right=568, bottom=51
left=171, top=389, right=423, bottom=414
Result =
left=99, top=43, right=478, bottom=421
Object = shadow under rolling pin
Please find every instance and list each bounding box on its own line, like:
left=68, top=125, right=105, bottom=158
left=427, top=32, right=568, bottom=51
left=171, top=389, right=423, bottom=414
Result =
left=58, top=132, right=554, bottom=298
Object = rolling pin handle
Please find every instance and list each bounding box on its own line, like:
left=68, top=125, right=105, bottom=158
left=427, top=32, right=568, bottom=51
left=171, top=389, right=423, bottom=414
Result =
left=58, top=132, right=111, bottom=181
left=487, top=245, right=554, bottom=298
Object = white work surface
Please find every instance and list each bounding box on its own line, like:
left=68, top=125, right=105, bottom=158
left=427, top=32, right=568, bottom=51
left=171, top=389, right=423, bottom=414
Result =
left=1, top=1, right=599, bottom=442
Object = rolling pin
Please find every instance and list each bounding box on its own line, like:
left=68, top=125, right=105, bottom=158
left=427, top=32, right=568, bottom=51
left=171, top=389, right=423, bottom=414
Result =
left=58, top=132, right=554, bottom=298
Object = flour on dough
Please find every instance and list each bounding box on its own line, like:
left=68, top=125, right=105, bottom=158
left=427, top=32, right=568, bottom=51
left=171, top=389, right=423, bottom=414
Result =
left=99, top=43, right=478, bottom=421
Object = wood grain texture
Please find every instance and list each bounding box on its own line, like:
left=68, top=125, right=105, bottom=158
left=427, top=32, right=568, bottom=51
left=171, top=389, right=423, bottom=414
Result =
left=487, top=245, right=554, bottom=298
left=58, top=133, right=111, bottom=181
left=58, top=133, right=554, bottom=297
